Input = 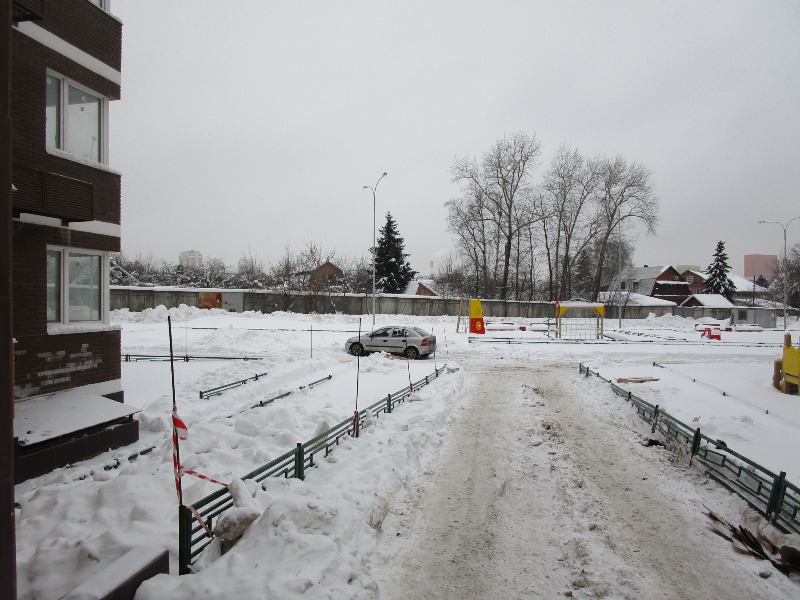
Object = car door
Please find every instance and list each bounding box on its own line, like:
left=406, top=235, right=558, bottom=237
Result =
left=388, top=327, right=408, bottom=354
left=366, top=327, right=392, bottom=352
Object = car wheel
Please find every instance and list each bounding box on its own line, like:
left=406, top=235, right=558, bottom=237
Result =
left=350, top=342, right=365, bottom=356
left=404, top=346, right=420, bottom=359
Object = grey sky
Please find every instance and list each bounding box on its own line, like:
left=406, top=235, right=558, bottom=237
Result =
left=110, top=0, right=800, bottom=277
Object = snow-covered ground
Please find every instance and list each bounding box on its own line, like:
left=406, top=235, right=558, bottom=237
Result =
left=13, top=307, right=800, bottom=599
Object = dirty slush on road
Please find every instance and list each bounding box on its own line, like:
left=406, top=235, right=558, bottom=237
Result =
left=372, top=361, right=790, bottom=599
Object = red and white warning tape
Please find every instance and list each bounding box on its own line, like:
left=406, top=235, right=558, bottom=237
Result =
left=186, top=504, right=213, bottom=537
left=181, top=468, right=229, bottom=487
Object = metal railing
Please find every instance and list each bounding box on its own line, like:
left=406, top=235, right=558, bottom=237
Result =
left=199, top=372, right=269, bottom=398
left=178, top=364, right=448, bottom=574
left=579, top=364, right=799, bottom=537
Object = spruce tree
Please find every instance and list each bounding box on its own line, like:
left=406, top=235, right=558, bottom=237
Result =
left=374, top=212, right=416, bottom=293
left=704, top=241, right=736, bottom=301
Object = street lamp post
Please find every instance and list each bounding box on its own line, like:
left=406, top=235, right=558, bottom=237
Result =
left=758, top=217, right=800, bottom=330
left=617, top=215, right=622, bottom=330
left=363, top=172, right=387, bottom=329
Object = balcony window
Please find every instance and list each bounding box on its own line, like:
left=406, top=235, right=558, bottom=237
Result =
left=46, top=73, right=106, bottom=164
left=47, top=248, right=107, bottom=325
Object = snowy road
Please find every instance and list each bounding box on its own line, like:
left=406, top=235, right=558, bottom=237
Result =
left=372, top=361, right=787, bottom=599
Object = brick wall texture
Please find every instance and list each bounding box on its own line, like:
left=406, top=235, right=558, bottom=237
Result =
left=13, top=222, right=121, bottom=399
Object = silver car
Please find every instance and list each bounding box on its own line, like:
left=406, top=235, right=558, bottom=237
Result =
left=345, top=326, right=436, bottom=359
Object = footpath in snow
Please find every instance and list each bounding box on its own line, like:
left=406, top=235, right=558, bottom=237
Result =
left=372, top=361, right=797, bottom=599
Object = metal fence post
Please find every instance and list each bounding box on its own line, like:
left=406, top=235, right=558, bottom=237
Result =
left=178, top=504, right=193, bottom=575
left=766, top=471, right=787, bottom=523
left=295, top=443, right=305, bottom=480
left=690, top=427, right=701, bottom=465
left=651, top=405, right=659, bottom=433
left=386, top=393, right=392, bottom=414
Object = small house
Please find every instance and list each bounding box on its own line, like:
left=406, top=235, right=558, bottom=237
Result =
left=402, top=279, right=441, bottom=297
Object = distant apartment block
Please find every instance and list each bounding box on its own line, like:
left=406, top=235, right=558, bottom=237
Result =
left=744, top=254, right=778, bottom=280
left=179, top=250, right=203, bottom=268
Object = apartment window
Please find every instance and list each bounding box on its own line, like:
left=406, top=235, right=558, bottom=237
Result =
left=47, top=248, right=106, bottom=324
left=46, top=73, right=106, bottom=163
left=687, top=275, right=694, bottom=284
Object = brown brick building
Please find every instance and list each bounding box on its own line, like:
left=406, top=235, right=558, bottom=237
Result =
left=8, top=0, right=137, bottom=488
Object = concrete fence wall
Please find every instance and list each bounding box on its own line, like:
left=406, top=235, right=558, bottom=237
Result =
left=110, top=287, right=675, bottom=320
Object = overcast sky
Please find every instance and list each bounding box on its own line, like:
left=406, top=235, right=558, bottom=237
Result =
left=109, top=0, right=800, bottom=277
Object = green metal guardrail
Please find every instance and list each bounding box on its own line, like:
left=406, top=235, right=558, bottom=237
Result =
left=178, top=364, right=448, bottom=574
left=124, top=353, right=264, bottom=362
left=199, top=372, right=269, bottom=399
left=579, top=363, right=800, bottom=537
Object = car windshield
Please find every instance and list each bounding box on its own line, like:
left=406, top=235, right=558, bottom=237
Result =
left=412, top=327, right=431, bottom=337
left=371, top=327, right=391, bottom=336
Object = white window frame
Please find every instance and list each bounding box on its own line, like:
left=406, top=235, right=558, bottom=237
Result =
left=46, top=71, right=109, bottom=166
left=47, top=246, right=111, bottom=333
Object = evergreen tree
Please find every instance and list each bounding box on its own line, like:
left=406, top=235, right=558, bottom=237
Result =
left=374, top=212, right=416, bottom=293
left=704, top=241, right=736, bottom=301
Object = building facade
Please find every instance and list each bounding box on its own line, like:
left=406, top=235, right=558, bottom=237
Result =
left=744, top=254, right=778, bottom=281
left=9, top=0, right=137, bottom=483
left=179, top=250, right=203, bottom=268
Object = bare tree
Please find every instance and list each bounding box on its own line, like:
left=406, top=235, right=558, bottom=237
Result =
left=190, top=257, right=230, bottom=288
left=445, top=189, right=496, bottom=297
left=590, top=156, right=659, bottom=299
left=451, top=132, right=542, bottom=300
left=271, top=244, right=296, bottom=289
left=538, top=145, right=600, bottom=300
left=339, top=255, right=372, bottom=294
left=432, top=254, right=471, bottom=298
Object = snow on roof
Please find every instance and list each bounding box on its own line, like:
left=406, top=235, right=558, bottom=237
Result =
left=402, top=279, right=441, bottom=296
left=681, top=294, right=734, bottom=308
left=606, top=266, right=662, bottom=296
left=729, top=273, right=768, bottom=293
left=655, top=280, right=690, bottom=286
left=597, top=291, right=676, bottom=306
left=686, top=271, right=768, bottom=293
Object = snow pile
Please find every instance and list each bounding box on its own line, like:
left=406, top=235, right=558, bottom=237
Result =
left=113, top=304, right=230, bottom=324
left=136, top=373, right=466, bottom=599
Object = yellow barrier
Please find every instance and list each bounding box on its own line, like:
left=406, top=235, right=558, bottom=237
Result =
left=783, top=333, right=800, bottom=395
